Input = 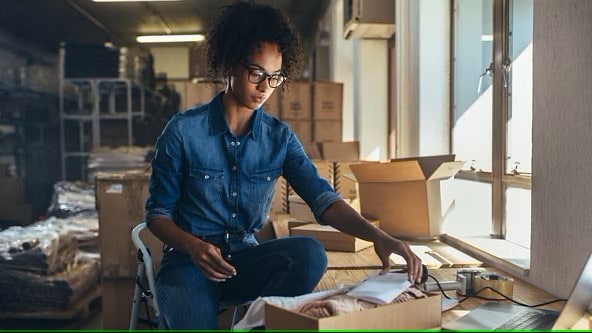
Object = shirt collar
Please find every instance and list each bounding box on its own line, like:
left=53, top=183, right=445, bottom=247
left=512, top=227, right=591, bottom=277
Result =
left=208, top=92, right=261, bottom=141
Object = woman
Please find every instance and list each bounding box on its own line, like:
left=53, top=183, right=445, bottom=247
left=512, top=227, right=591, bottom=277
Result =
left=145, top=0, right=422, bottom=329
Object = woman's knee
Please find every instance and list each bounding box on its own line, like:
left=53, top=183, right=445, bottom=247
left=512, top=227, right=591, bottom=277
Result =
left=288, top=236, right=328, bottom=271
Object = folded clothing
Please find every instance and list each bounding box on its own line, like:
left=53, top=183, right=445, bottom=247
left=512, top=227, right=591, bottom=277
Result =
left=298, top=286, right=428, bottom=319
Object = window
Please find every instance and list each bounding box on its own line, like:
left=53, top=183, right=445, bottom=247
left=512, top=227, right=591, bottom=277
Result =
left=444, top=0, right=533, bottom=259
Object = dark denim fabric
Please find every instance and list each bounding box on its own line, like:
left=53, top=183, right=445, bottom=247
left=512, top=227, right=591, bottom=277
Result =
left=156, top=236, right=328, bottom=329
left=145, top=92, right=339, bottom=329
left=145, top=92, right=341, bottom=235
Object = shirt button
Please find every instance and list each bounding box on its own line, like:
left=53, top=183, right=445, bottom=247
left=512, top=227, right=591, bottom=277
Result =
left=232, top=213, right=236, bottom=218
left=230, top=142, right=235, bottom=146
left=232, top=192, right=237, bottom=197
left=236, top=141, right=241, bottom=146
left=204, top=174, right=209, bottom=179
left=266, top=176, right=271, bottom=181
left=232, top=166, right=237, bottom=171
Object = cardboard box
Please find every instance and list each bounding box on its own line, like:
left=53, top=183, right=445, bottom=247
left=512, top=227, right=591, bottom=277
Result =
left=302, top=142, right=322, bottom=159
left=287, top=218, right=312, bottom=234
left=95, top=171, right=164, bottom=278
left=290, top=219, right=379, bottom=252
left=312, top=159, right=334, bottom=186
left=0, top=176, right=25, bottom=207
left=288, top=195, right=316, bottom=222
left=255, top=219, right=276, bottom=242
left=281, top=81, right=311, bottom=120
left=262, top=89, right=281, bottom=118
left=268, top=176, right=288, bottom=218
left=184, top=81, right=223, bottom=109
left=336, top=172, right=358, bottom=201
left=285, top=119, right=312, bottom=143
left=101, top=278, right=138, bottom=329
left=335, top=159, right=376, bottom=203
left=265, top=291, right=441, bottom=330
left=350, top=154, right=464, bottom=239
left=318, top=141, right=360, bottom=161
left=312, top=81, right=343, bottom=120
left=313, top=119, right=342, bottom=142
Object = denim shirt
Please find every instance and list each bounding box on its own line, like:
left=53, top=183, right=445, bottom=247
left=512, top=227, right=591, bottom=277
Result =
left=145, top=92, right=341, bottom=241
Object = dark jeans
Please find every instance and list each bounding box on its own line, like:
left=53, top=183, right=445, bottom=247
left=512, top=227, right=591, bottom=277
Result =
left=155, top=236, right=327, bottom=329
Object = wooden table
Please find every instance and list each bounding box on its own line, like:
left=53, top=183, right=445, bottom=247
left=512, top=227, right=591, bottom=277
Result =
left=326, top=241, right=483, bottom=270
left=317, top=247, right=584, bottom=328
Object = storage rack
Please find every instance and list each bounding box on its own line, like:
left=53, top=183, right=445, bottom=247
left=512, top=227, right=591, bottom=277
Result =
left=58, top=47, right=149, bottom=181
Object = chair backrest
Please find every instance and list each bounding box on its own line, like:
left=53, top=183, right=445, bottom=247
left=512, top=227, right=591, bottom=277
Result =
left=130, top=222, right=163, bottom=329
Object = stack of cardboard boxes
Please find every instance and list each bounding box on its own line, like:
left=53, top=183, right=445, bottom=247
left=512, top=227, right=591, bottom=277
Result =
left=95, top=170, right=162, bottom=329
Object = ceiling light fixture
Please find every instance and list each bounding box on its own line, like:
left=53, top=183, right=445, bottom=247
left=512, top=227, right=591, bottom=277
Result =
left=136, top=34, right=205, bottom=43
left=93, top=0, right=180, bottom=2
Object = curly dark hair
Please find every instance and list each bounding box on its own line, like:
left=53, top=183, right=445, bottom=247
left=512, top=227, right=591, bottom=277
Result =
left=206, top=0, right=303, bottom=85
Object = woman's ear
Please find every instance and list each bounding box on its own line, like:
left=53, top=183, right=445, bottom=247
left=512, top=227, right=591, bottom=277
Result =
left=225, top=76, right=230, bottom=90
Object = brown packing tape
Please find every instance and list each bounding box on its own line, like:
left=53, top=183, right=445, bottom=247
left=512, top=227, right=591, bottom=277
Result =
left=474, top=273, right=514, bottom=299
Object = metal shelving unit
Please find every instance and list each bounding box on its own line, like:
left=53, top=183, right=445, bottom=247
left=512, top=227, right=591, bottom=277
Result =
left=58, top=45, right=150, bottom=180
left=59, top=77, right=150, bottom=180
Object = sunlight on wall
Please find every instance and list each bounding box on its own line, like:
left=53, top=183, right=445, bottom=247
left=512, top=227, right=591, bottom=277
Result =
left=453, top=87, right=493, bottom=171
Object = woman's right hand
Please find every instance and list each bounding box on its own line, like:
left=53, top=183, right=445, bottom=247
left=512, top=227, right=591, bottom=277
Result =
left=188, top=238, right=237, bottom=282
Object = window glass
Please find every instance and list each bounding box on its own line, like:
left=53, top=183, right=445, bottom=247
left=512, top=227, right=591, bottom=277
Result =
left=505, top=186, right=531, bottom=248
left=442, top=179, right=492, bottom=237
left=452, top=0, right=493, bottom=172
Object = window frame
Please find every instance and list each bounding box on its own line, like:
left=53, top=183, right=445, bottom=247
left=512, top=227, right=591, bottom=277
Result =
left=451, top=0, right=532, bottom=240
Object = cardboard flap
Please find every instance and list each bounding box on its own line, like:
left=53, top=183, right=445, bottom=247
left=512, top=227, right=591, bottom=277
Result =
left=350, top=161, right=426, bottom=182
left=428, top=161, right=465, bottom=180
left=391, top=154, right=453, bottom=178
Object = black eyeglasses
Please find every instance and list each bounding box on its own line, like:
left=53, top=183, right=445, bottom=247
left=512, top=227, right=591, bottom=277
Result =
left=240, top=63, right=286, bottom=88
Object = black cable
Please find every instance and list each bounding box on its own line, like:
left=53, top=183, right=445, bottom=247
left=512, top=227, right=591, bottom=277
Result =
left=427, top=275, right=567, bottom=307
left=427, top=274, right=453, bottom=299
left=458, top=286, right=567, bottom=307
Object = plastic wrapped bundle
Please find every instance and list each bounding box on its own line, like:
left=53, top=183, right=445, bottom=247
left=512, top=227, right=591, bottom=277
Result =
left=0, top=223, right=76, bottom=274
left=46, top=181, right=96, bottom=219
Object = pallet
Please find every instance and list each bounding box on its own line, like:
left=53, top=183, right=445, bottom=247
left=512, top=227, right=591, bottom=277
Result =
left=0, top=286, right=102, bottom=321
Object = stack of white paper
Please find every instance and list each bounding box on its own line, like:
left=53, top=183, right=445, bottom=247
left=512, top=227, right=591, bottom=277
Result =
left=346, top=272, right=411, bottom=305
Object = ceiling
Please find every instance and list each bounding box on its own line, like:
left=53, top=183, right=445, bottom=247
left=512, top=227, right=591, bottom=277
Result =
left=0, top=0, right=331, bottom=57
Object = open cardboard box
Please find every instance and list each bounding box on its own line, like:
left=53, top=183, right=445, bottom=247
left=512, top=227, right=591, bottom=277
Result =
left=290, top=219, right=379, bottom=252
left=350, top=154, right=465, bottom=239
left=265, top=291, right=441, bottom=330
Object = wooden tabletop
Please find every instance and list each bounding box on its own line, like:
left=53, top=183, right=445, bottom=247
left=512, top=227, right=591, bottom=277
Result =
left=316, top=262, right=571, bottom=326
left=325, top=241, right=483, bottom=270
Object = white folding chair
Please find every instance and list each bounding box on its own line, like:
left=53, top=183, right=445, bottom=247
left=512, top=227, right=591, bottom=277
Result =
left=128, top=222, right=251, bottom=330
left=129, top=222, right=164, bottom=330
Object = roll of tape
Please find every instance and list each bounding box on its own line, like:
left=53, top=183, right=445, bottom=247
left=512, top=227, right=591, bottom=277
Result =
left=474, top=272, right=514, bottom=299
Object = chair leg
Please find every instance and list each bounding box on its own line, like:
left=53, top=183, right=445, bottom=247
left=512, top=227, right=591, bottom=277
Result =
left=129, top=261, right=146, bottom=330
left=230, top=305, right=240, bottom=330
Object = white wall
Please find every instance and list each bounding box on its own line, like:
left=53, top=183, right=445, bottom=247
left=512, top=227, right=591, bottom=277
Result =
left=396, top=0, right=450, bottom=158
left=330, top=0, right=355, bottom=142
left=530, top=0, right=592, bottom=298
left=150, top=46, right=189, bottom=80
left=356, top=40, right=389, bottom=160
left=329, top=0, right=390, bottom=160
